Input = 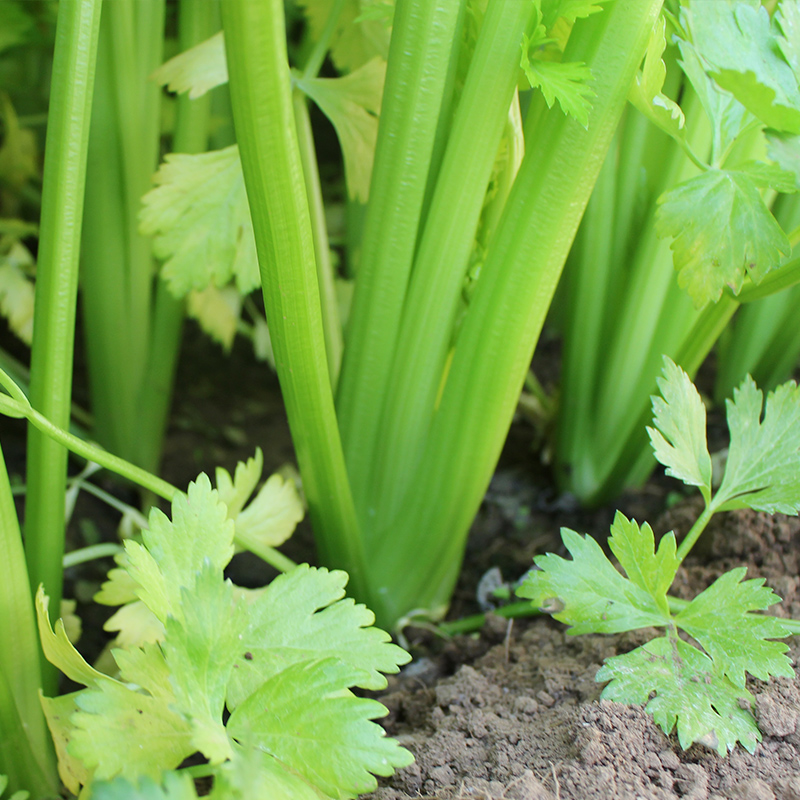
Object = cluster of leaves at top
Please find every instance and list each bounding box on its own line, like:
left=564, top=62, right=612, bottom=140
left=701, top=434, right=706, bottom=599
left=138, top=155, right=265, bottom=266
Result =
left=36, top=453, right=412, bottom=799
left=520, top=359, right=800, bottom=755
left=633, top=1, right=800, bottom=308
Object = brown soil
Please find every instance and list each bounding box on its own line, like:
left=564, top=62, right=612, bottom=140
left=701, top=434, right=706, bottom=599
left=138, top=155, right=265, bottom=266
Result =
left=370, top=506, right=800, bottom=800
left=5, top=319, right=800, bottom=800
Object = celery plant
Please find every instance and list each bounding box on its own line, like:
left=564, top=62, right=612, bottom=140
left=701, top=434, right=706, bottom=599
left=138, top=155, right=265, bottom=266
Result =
left=208, top=0, right=662, bottom=627
left=554, top=2, right=800, bottom=506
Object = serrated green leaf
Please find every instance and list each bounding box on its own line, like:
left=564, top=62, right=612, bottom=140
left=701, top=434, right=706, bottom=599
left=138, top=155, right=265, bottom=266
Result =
left=227, top=565, right=410, bottom=706
left=540, top=0, right=606, bottom=29
left=234, top=472, right=304, bottom=550
left=216, top=449, right=304, bottom=549
left=520, top=43, right=595, bottom=128
left=714, top=376, right=800, bottom=514
left=676, top=36, right=754, bottom=165
left=0, top=241, right=34, bottom=345
left=70, top=679, right=194, bottom=783
left=296, top=58, right=386, bottom=202
left=103, top=601, right=165, bottom=649
left=607, top=512, right=678, bottom=612
left=675, top=568, right=793, bottom=688
left=598, top=634, right=760, bottom=754
left=139, top=146, right=259, bottom=297
left=684, top=2, right=800, bottom=134
left=36, top=588, right=106, bottom=688
left=227, top=658, right=413, bottom=799
left=209, top=746, right=324, bottom=800
left=95, top=559, right=139, bottom=607
left=125, top=476, right=235, bottom=623
left=647, top=357, right=712, bottom=501
left=777, top=0, right=800, bottom=77
left=629, top=15, right=685, bottom=142
left=516, top=529, right=668, bottom=634
left=187, top=285, right=242, bottom=352
left=216, top=449, right=262, bottom=520
left=163, top=566, right=247, bottom=763
left=767, top=131, right=800, bottom=190
left=40, top=693, right=90, bottom=795
left=92, top=773, right=199, bottom=800
left=737, top=160, right=799, bottom=194
left=151, top=31, right=227, bottom=99
left=296, top=0, right=391, bottom=73
left=113, top=643, right=175, bottom=700
left=656, top=167, right=791, bottom=307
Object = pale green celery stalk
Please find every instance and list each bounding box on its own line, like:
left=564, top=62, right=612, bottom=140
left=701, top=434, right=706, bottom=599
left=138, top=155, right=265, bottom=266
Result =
left=24, top=0, right=102, bottom=677
left=136, top=0, right=220, bottom=474
left=0, top=445, right=58, bottom=799
left=714, top=193, right=800, bottom=401
left=555, top=89, right=710, bottom=504
left=555, top=139, right=618, bottom=496
left=366, top=0, right=536, bottom=530
left=80, top=0, right=178, bottom=476
left=370, top=0, right=663, bottom=625
left=221, top=0, right=368, bottom=599
left=334, top=0, right=465, bottom=515
left=293, top=90, right=343, bottom=388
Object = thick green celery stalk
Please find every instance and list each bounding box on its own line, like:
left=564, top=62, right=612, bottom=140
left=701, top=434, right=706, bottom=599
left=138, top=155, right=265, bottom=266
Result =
left=555, top=87, right=713, bottom=504
left=80, top=0, right=181, bottom=477
left=368, top=0, right=664, bottom=623
left=0, top=445, right=57, bottom=798
left=220, top=0, right=368, bottom=601
left=334, top=0, right=466, bottom=515
left=24, top=0, right=102, bottom=697
left=225, top=0, right=661, bottom=626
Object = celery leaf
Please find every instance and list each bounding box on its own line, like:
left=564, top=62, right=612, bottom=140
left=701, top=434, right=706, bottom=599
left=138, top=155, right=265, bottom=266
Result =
left=92, top=773, right=199, bottom=800
left=516, top=526, right=669, bottom=634
left=598, top=635, right=760, bottom=755
left=163, top=566, right=247, bottom=763
left=0, top=241, right=34, bottom=345
left=683, top=2, right=800, bottom=134
left=227, top=658, right=413, bottom=799
left=647, top=357, right=712, bottom=502
left=227, top=564, right=410, bottom=706
left=656, top=166, right=793, bottom=307
left=676, top=36, right=755, bottom=166
left=296, top=0, right=391, bottom=73
left=69, top=679, right=194, bottom=782
left=124, top=475, right=235, bottom=624
left=215, top=448, right=304, bottom=549
left=521, top=41, right=595, bottom=128
left=714, top=376, right=800, bottom=514
left=607, top=512, right=678, bottom=612
left=139, top=146, right=259, bottom=297
left=40, top=693, right=90, bottom=795
left=540, top=0, right=606, bottom=28
left=675, top=568, right=794, bottom=687
left=151, top=32, right=226, bottom=99
left=209, top=747, right=322, bottom=800
left=629, top=16, right=685, bottom=142
left=296, top=58, right=386, bottom=201
left=186, top=285, right=242, bottom=353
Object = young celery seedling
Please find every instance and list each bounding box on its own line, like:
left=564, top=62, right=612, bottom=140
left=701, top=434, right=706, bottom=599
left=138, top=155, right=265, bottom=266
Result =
left=520, top=359, right=800, bottom=754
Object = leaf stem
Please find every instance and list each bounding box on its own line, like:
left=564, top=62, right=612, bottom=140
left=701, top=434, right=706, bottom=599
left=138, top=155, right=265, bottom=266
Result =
left=302, top=0, right=347, bottom=80
left=23, top=0, right=102, bottom=692
left=675, top=502, right=715, bottom=565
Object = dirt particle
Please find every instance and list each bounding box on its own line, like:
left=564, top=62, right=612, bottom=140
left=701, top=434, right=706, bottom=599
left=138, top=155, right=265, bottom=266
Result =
left=757, top=692, right=799, bottom=738
left=725, top=778, right=776, bottom=800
